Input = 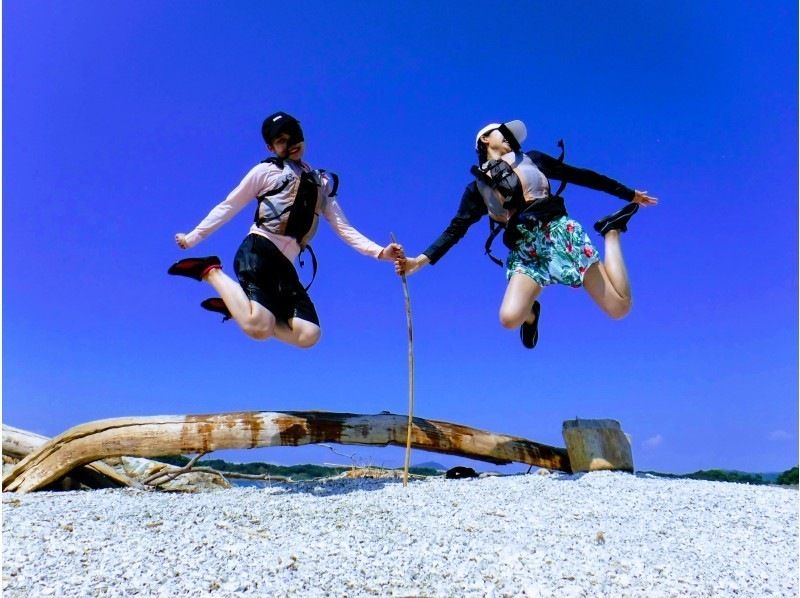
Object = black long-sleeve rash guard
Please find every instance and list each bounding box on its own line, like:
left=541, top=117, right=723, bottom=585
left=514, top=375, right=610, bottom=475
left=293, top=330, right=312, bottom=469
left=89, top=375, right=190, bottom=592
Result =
left=422, top=151, right=636, bottom=265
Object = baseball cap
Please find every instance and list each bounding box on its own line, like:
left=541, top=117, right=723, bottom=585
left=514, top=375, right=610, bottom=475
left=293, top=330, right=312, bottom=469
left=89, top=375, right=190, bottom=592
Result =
left=474, top=120, right=527, bottom=151
left=261, top=111, right=303, bottom=144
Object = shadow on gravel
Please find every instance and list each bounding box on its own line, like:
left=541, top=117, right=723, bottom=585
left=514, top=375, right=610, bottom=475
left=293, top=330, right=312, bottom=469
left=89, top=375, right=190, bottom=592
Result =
left=235, top=477, right=421, bottom=497
left=244, top=471, right=599, bottom=495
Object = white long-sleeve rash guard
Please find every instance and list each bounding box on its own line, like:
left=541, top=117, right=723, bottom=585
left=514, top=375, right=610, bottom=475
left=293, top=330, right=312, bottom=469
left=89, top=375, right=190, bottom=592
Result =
left=182, top=160, right=384, bottom=264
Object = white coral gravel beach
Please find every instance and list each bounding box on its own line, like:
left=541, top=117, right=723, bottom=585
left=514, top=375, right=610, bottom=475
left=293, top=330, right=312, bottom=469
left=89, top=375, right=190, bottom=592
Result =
left=3, top=471, right=798, bottom=597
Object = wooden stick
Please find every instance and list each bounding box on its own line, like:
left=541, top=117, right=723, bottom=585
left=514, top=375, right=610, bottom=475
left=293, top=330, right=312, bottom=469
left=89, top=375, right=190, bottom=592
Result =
left=143, top=452, right=207, bottom=487
left=391, top=233, right=415, bottom=487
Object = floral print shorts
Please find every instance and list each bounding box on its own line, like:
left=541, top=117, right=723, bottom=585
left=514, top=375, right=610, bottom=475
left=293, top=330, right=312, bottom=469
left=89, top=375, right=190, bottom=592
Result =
left=506, top=216, right=599, bottom=288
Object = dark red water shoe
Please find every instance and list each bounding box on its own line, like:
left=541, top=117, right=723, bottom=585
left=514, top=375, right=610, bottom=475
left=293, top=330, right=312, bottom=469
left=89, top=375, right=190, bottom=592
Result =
left=200, top=298, right=232, bottom=322
left=167, top=256, right=221, bottom=281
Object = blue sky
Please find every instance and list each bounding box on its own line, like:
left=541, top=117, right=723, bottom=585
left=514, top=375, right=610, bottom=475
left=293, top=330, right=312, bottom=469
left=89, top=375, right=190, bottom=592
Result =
left=3, top=1, right=797, bottom=474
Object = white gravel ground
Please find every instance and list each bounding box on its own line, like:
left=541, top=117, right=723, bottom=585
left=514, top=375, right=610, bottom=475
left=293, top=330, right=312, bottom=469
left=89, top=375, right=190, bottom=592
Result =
left=3, top=471, right=798, bottom=597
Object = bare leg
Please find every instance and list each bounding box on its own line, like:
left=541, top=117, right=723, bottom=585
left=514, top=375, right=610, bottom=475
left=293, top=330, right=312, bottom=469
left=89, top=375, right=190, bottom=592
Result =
left=583, top=231, right=632, bottom=319
left=600, top=230, right=631, bottom=299
left=204, top=269, right=321, bottom=348
left=203, top=269, right=277, bottom=340
left=272, top=318, right=321, bottom=349
left=499, top=273, right=543, bottom=329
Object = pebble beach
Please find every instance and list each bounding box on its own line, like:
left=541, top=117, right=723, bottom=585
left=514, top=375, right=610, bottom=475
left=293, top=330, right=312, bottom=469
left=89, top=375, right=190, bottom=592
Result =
left=3, top=471, right=798, bottom=597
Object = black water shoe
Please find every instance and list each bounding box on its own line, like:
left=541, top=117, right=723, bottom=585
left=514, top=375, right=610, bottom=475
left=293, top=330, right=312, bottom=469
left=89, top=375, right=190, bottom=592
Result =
left=520, top=300, right=541, bottom=349
left=200, top=298, right=232, bottom=322
left=593, top=202, right=639, bottom=236
left=167, top=256, right=221, bottom=281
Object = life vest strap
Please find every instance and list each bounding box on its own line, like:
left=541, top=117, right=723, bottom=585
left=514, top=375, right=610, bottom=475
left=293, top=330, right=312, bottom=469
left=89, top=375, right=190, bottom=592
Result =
left=298, top=244, right=318, bottom=291
left=480, top=140, right=569, bottom=268
left=484, top=219, right=506, bottom=268
left=553, top=139, right=567, bottom=197
left=254, top=178, right=293, bottom=226
left=251, top=163, right=335, bottom=289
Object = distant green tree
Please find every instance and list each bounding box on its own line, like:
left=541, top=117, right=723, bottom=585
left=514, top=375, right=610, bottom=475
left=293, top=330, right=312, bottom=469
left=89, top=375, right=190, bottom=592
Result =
left=196, top=460, right=349, bottom=480
left=776, top=466, right=798, bottom=485
left=686, top=470, right=766, bottom=485
left=151, top=456, right=442, bottom=481
left=153, top=455, right=190, bottom=467
left=638, top=469, right=768, bottom=485
left=407, top=467, right=441, bottom=477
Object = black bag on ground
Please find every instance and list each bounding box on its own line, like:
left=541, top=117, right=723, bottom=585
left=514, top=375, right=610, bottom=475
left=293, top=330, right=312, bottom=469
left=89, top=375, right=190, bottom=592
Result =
left=445, top=466, right=479, bottom=479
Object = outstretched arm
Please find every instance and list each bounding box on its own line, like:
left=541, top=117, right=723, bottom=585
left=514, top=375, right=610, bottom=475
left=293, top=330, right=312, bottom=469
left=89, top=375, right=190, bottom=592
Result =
left=395, top=253, right=430, bottom=276
left=174, top=164, right=274, bottom=250
left=322, top=197, right=402, bottom=260
left=631, top=190, right=658, bottom=206
left=379, top=243, right=405, bottom=260
left=527, top=150, right=649, bottom=201
left=397, top=182, right=486, bottom=277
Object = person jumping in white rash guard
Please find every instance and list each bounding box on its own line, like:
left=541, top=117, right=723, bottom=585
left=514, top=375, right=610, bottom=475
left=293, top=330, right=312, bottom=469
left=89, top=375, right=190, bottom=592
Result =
left=395, top=119, right=657, bottom=349
left=169, top=111, right=402, bottom=348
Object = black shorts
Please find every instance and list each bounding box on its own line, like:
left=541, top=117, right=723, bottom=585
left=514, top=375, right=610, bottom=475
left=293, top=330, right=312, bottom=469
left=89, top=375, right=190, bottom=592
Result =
left=233, top=234, right=320, bottom=326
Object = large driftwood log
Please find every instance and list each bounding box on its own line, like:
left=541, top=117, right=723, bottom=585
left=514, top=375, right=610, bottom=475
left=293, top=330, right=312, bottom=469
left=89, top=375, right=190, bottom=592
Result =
left=3, top=425, right=51, bottom=459
left=2, top=425, right=229, bottom=492
left=3, top=411, right=571, bottom=493
left=2, top=424, right=136, bottom=489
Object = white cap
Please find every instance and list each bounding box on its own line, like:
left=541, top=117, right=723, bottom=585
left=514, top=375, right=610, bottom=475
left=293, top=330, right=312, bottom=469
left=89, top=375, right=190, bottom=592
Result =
left=474, top=120, right=527, bottom=149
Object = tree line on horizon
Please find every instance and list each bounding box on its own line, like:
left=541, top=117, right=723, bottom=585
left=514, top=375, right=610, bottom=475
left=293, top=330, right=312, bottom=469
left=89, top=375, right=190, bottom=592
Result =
left=154, top=456, right=441, bottom=480
left=154, top=455, right=799, bottom=485
left=641, top=466, right=798, bottom=486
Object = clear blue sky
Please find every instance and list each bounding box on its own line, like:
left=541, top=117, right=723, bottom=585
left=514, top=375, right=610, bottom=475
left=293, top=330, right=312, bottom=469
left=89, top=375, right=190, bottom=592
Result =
left=3, top=1, right=797, bottom=474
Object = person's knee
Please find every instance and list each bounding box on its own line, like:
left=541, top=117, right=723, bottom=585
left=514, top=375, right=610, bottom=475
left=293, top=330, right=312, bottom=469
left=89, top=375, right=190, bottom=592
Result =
left=499, top=308, right=522, bottom=329
left=241, top=316, right=275, bottom=340
left=608, top=297, right=632, bottom=320
left=244, top=325, right=273, bottom=341
left=295, top=326, right=321, bottom=348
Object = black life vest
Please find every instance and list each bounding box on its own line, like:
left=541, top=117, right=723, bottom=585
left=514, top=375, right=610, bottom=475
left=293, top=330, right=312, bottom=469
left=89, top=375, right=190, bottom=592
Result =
left=252, top=157, right=340, bottom=288
left=473, top=141, right=568, bottom=267
left=252, top=157, right=339, bottom=244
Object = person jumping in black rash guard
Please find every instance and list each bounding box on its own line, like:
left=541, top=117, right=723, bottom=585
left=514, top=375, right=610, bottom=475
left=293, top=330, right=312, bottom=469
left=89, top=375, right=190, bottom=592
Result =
left=395, top=119, right=657, bottom=349
left=169, top=111, right=402, bottom=348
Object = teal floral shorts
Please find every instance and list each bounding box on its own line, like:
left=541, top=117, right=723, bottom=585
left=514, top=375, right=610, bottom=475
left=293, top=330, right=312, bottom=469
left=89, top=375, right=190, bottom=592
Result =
left=506, top=216, right=599, bottom=287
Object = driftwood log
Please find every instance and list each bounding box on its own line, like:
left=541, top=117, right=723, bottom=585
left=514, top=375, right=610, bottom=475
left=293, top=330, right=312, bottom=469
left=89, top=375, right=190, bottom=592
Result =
left=3, top=425, right=51, bottom=458
left=2, top=425, right=231, bottom=492
left=2, top=424, right=136, bottom=490
left=3, top=411, right=571, bottom=493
